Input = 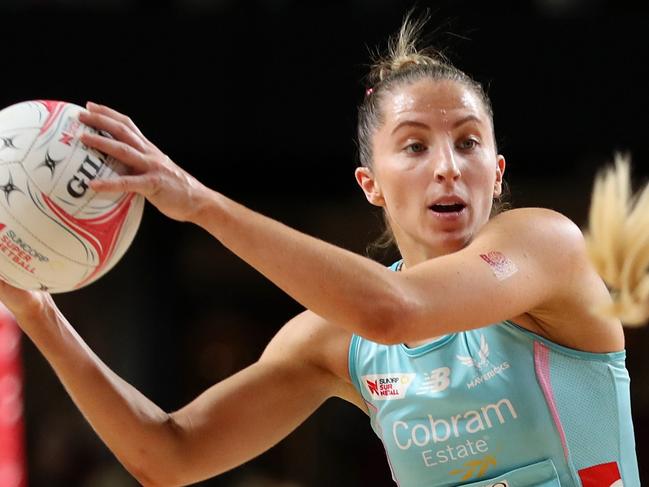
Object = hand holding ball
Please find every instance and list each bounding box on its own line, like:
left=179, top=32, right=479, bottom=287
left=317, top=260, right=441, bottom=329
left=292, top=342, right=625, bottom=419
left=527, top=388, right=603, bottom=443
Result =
left=0, top=100, right=144, bottom=292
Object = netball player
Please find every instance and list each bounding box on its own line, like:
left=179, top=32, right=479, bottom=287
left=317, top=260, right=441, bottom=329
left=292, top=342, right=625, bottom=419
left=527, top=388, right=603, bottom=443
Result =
left=0, top=15, right=645, bottom=487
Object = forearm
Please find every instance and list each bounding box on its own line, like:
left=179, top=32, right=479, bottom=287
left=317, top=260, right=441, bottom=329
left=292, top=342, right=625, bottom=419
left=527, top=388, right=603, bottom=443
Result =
left=189, top=188, right=407, bottom=341
left=17, top=301, right=180, bottom=484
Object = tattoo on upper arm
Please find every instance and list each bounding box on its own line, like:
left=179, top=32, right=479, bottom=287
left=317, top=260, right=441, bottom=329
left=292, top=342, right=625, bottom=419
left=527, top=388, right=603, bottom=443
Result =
left=479, top=251, right=518, bottom=281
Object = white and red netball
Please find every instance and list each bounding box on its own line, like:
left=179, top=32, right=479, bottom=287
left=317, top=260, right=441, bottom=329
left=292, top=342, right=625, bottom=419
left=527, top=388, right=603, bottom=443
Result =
left=0, top=100, right=144, bottom=293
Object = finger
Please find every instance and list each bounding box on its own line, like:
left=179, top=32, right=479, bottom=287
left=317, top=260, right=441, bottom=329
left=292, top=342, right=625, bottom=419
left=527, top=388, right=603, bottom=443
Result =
left=85, top=101, right=149, bottom=141
left=80, top=132, right=151, bottom=173
left=90, top=174, right=154, bottom=196
left=78, top=109, right=148, bottom=154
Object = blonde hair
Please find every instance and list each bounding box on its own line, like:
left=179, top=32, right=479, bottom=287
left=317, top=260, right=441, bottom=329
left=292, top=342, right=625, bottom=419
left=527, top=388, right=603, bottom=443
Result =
left=371, top=13, right=445, bottom=85
left=585, top=153, right=649, bottom=326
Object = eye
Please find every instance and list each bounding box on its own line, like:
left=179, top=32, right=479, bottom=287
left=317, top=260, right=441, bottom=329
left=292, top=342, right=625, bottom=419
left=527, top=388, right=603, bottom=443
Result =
left=404, top=142, right=427, bottom=154
left=458, top=138, right=479, bottom=150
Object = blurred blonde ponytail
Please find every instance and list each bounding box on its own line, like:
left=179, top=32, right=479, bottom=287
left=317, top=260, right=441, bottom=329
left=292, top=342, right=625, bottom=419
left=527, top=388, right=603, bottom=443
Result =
left=585, top=153, right=649, bottom=326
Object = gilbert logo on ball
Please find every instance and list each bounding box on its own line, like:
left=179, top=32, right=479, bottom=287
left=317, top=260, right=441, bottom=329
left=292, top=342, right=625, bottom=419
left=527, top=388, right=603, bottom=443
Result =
left=0, top=100, right=144, bottom=292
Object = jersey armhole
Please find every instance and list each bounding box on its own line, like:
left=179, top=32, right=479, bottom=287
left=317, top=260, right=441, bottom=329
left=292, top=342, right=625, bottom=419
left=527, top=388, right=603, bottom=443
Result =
left=502, top=320, right=626, bottom=362
left=348, top=333, right=363, bottom=395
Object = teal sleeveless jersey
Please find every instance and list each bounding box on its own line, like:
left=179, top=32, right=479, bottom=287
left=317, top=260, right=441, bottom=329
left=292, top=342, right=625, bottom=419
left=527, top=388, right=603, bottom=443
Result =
left=348, top=262, right=639, bottom=487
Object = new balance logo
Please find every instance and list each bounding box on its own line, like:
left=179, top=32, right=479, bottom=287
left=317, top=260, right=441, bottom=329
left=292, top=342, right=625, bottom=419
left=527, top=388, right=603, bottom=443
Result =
left=415, top=367, right=452, bottom=395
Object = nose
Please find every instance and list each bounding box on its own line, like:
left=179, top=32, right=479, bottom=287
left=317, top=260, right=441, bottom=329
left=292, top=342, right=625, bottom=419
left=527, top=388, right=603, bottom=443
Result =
left=433, top=145, right=461, bottom=183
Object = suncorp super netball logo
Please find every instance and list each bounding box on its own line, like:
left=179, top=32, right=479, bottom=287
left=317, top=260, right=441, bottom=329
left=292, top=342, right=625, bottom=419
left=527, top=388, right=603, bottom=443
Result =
left=363, top=373, right=415, bottom=400
left=0, top=226, right=49, bottom=274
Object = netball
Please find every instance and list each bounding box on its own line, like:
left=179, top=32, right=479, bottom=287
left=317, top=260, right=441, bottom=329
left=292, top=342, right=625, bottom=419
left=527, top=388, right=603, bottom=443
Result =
left=0, top=100, right=144, bottom=293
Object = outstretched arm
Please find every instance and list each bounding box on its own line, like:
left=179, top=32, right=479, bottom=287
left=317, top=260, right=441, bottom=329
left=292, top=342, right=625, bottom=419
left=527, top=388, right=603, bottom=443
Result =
left=79, top=104, right=590, bottom=344
left=0, top=284, right=352, bottom=487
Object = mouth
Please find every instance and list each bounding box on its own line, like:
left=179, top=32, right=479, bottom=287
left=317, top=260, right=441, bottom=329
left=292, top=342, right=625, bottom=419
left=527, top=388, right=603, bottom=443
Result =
left=429, top=203, right=466, bottom=214
left=428, top=196, right=467, bottom=216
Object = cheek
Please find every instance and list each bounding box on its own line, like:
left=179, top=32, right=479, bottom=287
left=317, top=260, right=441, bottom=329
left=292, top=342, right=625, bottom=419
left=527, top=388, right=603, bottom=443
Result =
left=375, top=159, right=426, bottom=203
left=384, top=170, right=427, bottom=209
left=462, top=161, right=498, bottom=214
left=469, top=156, right=498, bottom=188
left=475, top=168, right=500, bottom=215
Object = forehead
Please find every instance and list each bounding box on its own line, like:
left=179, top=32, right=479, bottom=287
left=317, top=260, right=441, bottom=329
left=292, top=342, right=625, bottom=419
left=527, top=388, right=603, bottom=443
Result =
left=381, top=79, right=486, bottom=125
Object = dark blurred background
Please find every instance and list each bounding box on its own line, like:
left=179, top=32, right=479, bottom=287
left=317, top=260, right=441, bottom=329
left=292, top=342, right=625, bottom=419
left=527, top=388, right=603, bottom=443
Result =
left=0, top=0, right=648, bottom=485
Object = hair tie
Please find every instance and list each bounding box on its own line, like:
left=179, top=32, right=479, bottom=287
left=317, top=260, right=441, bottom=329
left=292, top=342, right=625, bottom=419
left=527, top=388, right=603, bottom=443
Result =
left=365, top=87, right=374, bottom=97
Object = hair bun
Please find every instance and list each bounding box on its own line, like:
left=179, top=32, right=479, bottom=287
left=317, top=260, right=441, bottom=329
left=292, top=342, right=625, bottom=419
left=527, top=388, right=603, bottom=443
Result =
left=368, top=11, right=448, bottom=85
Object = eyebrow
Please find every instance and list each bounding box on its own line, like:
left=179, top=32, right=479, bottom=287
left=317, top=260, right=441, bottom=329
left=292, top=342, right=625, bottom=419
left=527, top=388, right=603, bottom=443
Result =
left=390, top=114, right=484, bottom=135
left=391, top=120, right=430, bottom=135
left=452, top=114, right=483, bottom=128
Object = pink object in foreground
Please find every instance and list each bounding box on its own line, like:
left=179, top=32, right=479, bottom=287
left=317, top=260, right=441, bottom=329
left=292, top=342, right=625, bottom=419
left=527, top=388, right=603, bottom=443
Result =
left=0, top=304, right=26, bottom=487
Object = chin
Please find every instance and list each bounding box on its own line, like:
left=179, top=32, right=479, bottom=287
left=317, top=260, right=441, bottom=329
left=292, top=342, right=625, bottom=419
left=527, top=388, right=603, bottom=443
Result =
left=432, top=230, right=474, bottom=255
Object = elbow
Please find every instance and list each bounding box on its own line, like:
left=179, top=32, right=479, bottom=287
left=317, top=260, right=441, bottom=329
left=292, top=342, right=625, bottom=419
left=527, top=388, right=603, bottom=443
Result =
left=361, top=285, right=420, bottom=345
left=132, top=473, right=166, bottom=487
left=136, top=479, right=184, bottom=487
left=125, top=459, right=183, bottom=487
left=125, top=464, right=167, bottom=487
left=127, top=459, right=187, bottom=487
left=375, top=309, right=414, bottom=346
left=122, top=417, right=190, bottom=487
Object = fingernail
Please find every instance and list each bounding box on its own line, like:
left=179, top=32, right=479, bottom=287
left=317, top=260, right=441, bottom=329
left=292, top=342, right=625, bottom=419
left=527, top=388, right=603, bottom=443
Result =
left=86, top=101, right=97, bottom=109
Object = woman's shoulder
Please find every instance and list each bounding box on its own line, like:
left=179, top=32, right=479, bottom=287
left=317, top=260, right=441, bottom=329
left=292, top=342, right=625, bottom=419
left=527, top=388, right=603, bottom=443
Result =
left=492, top=207, right=580, bottom=230
left=487, top=209, right=624, bottom=352
left=481, top=207, right=586, bottom=257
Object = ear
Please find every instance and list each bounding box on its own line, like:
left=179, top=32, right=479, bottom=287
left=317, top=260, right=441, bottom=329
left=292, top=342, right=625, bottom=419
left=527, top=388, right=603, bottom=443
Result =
left=493, top=155, right=506, bottom=197
left=355, top=166, right=385, bottom=207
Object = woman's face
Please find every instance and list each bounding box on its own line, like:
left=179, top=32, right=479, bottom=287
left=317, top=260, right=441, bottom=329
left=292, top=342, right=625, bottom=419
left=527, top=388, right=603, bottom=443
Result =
left=356, top=79, right=505, bottom=261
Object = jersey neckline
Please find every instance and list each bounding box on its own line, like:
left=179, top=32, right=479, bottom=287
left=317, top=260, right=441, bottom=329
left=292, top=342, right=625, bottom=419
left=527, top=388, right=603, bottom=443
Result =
left=399, top=333, right=458, bottom=357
